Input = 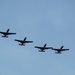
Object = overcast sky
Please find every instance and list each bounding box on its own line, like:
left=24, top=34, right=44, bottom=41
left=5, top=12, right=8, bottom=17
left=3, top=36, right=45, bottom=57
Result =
left=0, top=0, right=75, bottom=75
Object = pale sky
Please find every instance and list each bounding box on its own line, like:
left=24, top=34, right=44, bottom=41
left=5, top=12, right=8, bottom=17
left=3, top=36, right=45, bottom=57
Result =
left=0, top=0, right=75, bottom=75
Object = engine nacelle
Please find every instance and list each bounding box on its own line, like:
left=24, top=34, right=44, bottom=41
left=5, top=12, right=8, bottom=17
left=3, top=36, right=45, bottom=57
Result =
left=39, top=50, right=45, bottom=52
left=2, top=35, right=8, bottom=38
left=55, top=51, right=62, bottom=54
left=19, top=44, right=25, bottom=46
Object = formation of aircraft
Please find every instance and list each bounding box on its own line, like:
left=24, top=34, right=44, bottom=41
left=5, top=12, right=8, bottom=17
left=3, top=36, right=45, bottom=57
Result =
left=35, top=44, right=52, bottom=52
left=14, top=37, right=33, bottom=46
left=0, top=29, right=16, bottom=38
left=51, top=46, right=69, bottom=54
left=0, top=29, right=69, bottom=54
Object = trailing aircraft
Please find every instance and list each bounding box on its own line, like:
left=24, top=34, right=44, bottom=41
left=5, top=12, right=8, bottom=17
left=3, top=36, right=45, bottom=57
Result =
left=14, top=37, right=33, bottom=46
left=51, top=46, right=69, bottom=54
left=35, top=44, right=52, bottom=52
left=0, top=29, right=16, bottom=38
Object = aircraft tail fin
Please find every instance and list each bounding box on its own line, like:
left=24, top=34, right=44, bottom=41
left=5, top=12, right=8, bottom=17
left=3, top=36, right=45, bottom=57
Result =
left=7, top=29, right=10, bottom=33
left=44, top=44, right=47, bottom=47
left=24, top=37, right=27, bottom=41
left=60, top=46, right=64, bottom=49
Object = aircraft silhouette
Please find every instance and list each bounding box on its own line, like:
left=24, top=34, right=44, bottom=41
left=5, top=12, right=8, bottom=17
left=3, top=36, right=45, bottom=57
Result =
left=0, top=29, right=16, bottom=38
left=35, top=44, right=52, bottom=52
left=14, top=37, right=33, bottom=46
left=51, top=46, right=69, bottom=54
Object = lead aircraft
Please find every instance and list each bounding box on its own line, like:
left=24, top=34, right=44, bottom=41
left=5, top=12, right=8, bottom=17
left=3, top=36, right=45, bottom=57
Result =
left=0, top=29, right=16, bottom=38
left=14, top=37, right=33, bottom=46
left=51, top=46, right=69, bottom=54
left=35, top=44, right=52, bottom=52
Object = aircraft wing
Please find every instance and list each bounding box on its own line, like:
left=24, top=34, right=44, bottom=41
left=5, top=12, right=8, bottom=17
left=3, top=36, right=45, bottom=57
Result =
left=8, top=33, right=16, bottom=35
left=35, top=46, right=41, bottom=49
left=51, top=48, right=59, bottom=51
left=61, top=49, right=69, bottom=51
left=14, top=39, right=22, bottom=42
left=52, top=48, right=69, bottom=51
left=0, top=32, right=5, bottom=34
left=44, top=47, right=53, bottom=49
left=25, top=41, right=33, bottom=43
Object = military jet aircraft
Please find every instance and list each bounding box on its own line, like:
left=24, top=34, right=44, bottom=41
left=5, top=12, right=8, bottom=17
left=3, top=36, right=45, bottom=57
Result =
left=0, top=29, right=16, bottom=38
left=14, top=37, right=33, bottom=46
left=51, top=46, right=69, bottom=54
left=35, top=44, right=52, bottom=52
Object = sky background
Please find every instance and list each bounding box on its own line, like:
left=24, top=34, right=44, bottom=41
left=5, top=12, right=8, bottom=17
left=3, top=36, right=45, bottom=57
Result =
left=0, top=0, right=75, bottom=75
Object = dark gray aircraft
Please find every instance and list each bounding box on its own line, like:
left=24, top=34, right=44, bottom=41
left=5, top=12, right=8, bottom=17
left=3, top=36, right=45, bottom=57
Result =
left=0, top=29, right=16, bottom=38
left=51, top=46, right=69, bottom=54
left=35, top=44, right=52, bottom=52
left=14, top=37, right=33, bottom=46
